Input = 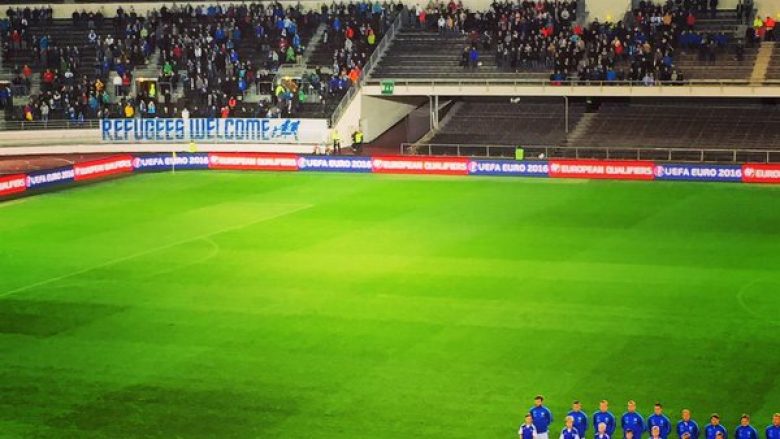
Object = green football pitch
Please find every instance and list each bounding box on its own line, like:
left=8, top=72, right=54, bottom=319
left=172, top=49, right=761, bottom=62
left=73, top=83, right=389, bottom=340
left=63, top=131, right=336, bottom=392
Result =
left=1, top=171, right=778, bottom=438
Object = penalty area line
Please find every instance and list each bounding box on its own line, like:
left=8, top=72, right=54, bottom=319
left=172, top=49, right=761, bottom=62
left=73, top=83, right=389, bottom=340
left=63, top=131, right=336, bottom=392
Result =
left=0, top=203, right=312, bottom=299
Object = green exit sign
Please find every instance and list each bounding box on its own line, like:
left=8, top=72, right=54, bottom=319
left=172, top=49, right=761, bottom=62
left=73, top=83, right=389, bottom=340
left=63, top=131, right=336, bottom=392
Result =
left=381, top=80, right=395, bottom=95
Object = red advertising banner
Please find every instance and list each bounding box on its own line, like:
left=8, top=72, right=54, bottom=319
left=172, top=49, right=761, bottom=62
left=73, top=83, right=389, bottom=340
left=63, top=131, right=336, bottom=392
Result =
left=741, top=163, right=780, bottom=184
left=73, top=155, right=134, bottom=181
left=208, top=152, right=299, bottom=171
left=371, top=155, right=470, bottom=175
left=0, top=174, right=27, bottom=197
left=548, top=159, right=655, bottom=180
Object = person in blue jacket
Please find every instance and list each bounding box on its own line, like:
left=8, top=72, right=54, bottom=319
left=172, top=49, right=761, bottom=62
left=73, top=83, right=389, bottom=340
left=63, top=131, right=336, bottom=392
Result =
left=766, top=414, right=780, bottom=439
left=706, top=414, right=728, bottom=439
left=735, top=415, right=759, bottom=439
left=648, top=403, right=672, bottom=439
left=594, top=400, right=617, bottom=438
left=622, top=400, right=645, bottom=439
left=569, top=400, right=589, bottom=439
left=531, top=395, right=554, bottom=439
left=678, top=409, right=700, bottom=439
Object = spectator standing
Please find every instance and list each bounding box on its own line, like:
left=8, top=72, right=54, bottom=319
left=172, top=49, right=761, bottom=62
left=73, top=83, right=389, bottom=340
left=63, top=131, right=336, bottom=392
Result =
left=112, top=74, right=122, bottom=96
left=765, top=16, right=776, bottom=41
left=40, top=101, right=49, bottom=122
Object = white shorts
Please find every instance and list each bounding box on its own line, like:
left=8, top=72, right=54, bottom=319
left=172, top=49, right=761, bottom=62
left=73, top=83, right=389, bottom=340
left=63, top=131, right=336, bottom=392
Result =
left=538, top=432, right=550, bottom=439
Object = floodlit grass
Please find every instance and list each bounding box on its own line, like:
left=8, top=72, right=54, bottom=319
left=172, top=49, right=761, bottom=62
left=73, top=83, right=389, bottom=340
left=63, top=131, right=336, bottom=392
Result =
left=1, top=172, right=778, bottom=438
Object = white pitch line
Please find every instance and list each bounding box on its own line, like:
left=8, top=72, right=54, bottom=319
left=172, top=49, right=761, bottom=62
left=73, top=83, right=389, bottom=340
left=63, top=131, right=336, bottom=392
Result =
left=0, top=199, right=28, bottom=208
left=0, top=204, right=312, bottom=298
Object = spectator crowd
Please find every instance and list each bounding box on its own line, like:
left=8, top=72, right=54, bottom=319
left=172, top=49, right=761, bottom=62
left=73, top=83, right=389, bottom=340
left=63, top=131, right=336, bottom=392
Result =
left=0, top=1, right=402, bottom=122
left=404, top=0, right=763, bottom=84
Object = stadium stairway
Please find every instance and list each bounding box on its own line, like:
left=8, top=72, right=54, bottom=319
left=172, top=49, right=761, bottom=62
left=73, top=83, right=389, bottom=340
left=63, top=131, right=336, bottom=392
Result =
left=764, top=42, right=780, bottom=80
left=305, top=30, right=336, bottom=71
left=750, top=42, right=775, bottom=84
left=565, top=112, right=596, bottom=146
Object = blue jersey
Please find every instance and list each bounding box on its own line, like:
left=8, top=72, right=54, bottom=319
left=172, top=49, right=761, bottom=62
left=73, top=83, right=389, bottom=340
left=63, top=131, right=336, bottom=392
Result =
left=735, top=426, right=758, bottom=439
left=520, top=423, right=538, bottom=439
left=569, top=410, right=589, bottom=438
left=767, top=426, right=780, bottom=439
left=706, top=424, right=728, bottom=439
left=594, top=412, right=618, bottom=436
left=561, top=427, right=581, bottom=439
left=648, top=415, right=673, bottom=439
left=678, top=420, right=700, bottom=439
left=623, top=412, right=646, bottom=438
left=531, top=406, right=554, bottom=434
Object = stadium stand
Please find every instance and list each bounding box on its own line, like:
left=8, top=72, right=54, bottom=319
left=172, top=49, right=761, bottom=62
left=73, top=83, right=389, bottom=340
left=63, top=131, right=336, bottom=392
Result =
left=418, top=97, right=780, bottom=158
left=428, top=98, right=583, bottom=146
left=568, top=99, right=780, bottom=150
left=0, top=2, right=402, bottom=122
left=370, top=1, right=758, bottom=83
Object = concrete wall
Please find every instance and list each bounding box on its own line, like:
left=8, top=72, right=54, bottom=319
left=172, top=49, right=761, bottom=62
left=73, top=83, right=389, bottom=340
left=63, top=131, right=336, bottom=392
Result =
left=360, top=95, right=426, bottom=142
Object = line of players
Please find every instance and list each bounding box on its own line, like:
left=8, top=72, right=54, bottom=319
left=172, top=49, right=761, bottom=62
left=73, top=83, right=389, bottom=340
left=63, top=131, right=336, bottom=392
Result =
left=519, top=396, right=780, bottom=439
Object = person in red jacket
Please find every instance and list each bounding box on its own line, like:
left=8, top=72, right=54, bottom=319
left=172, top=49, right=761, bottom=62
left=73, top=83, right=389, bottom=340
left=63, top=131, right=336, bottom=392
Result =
left=765, top=16, right=776, bottom=41
left=686, top=12, right=696, bottom=30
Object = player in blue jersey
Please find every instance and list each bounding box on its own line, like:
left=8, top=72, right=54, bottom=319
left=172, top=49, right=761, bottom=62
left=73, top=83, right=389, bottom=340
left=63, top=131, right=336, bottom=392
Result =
left=531, top=395, right=554, bottom=439
left=569, top=400, right=589, bottom=439
left=735, top=415, right=759, bottom=439
left=561, top=416, right=582, bottom=439
left=594, top=400, right=617, bottom=438
left=520, top=413, right=539, bottom=439
left=622, top=400, right=645, bottom=439
left=706, top=414, right=728, bottom=439
left=651, top=425, right=665, bottom=439
left=766, top=414, right=780, bottom=439
left=678, top=409, right=700, bottom=439
left=648, top=403, right=672, bottom=439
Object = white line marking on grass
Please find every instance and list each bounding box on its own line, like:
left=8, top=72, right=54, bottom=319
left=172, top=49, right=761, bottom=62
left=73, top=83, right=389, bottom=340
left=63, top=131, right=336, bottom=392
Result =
left=0, top=204, right=311, bottom=299
left=735, top=280, right=779, bottom=326
left=139, top=237, right=221, bottom=280
left=0, top=199, right=27, bottom=208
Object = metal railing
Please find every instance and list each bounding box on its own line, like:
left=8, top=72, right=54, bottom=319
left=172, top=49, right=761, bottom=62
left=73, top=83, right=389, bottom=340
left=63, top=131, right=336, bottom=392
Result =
left=329, top=7, right=405, bottom=126
left=0, top=120, right=102, bottom=131
left=366, top=78, right=780, bottom=89
left=401, top=143, right=780, bottom=164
